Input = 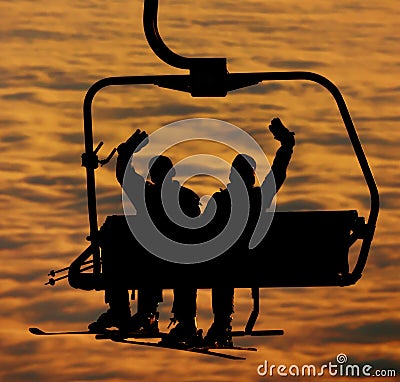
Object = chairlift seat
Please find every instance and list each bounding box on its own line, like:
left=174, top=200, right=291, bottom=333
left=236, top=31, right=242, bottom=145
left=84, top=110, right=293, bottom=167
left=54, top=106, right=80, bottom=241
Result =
left=97, top=210, right=364, bottom=289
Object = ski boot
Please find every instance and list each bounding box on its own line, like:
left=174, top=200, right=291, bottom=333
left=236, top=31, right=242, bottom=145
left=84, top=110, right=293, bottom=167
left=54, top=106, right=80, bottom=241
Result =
left=203, top=316, right=233, bottom=348
left=88, top=309, right=131, bottom=333
left=128, top=311, right=160, bottom=336
left=160, top=317, right=202, bottom=348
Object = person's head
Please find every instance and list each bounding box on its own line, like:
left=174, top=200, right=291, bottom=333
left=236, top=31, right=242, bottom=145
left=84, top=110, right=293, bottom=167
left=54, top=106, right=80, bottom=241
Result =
left=148, top=155, right=176, bottom=184
left=229, top=154, right=256, bottom=187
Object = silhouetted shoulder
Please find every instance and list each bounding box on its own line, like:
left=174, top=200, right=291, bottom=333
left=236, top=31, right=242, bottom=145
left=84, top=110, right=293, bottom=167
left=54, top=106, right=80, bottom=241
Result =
left=179, top=186, right=201, bottom=217
left=212, top=188, right=228, bottom=199
left=179, top=186, right=200, bottom=202
left=249, top=186, right=261, bottom=200
left=210, top=189, right=231, bottom=215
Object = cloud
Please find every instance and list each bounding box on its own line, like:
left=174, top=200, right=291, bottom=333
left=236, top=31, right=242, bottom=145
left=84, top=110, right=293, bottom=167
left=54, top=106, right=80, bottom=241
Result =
left=62, top=185, right=118, bottom=213
left=0, top=236, right=29, bottom=250
left=25, top=297, right=102, bottom=324
left=233, top=83, right=285, bottom=95
left=277, top=199, right=325, bottom=211
left=192, top=18, right=248, bottom=28
left=0, top=64, right=91, bottom=92
left=0, top=285, right=42, bottom=300
left=355, top=115, right=400, bottom=123
left=359, top=357, right=399, bottom=374
left=282, top=174, right=316, bottom=188
left=0, top=269, right=47, bottom=286
left=96, top=104, right=218, bottom=121
left=2, top=92, right=37, bottom=101
left=0, top=118, right=27, bottom=127
left=4, top=340, right=41, bottom=357
left=4, top=28, right=91, bottom=42
left=40, top=150, right=82, bottom=165
left=37, top=80, right=90, bottom=91
left=96, top=193, right=123, bottom=215
left=0, top=186, right=60, bottom=204
left=369, top=243, right=400, bottom=269
left=1, top=371, right=42, bottom=382
left=380, top=191, right=400, bottom=210
left=24, top=175, right=83, bottom=187
left=59, top=132, right=84, bottom=145
left=1, top=133, right=29, bottom=144
left=268, top=59, right=328, bottom=70
left=303, top=134, right=351, bottom=147
left=325, top=319, right=400, bottom=344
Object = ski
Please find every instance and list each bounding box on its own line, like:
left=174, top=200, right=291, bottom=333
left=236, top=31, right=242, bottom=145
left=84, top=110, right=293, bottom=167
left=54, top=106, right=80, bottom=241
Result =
left=29, top=327, right=283, bottom=338
left=197, top=345, right=257, bottom=352
left=107, top=337, right=247, bottom=361
left=29, top=327, right=164, bottom=338
left=95, top=332, right=257, bottom=352
left=30, top=327, right=259, bottom=360
left=231, top=329, right=284, bottom=337
left=29, top=327, right=93, bottom=336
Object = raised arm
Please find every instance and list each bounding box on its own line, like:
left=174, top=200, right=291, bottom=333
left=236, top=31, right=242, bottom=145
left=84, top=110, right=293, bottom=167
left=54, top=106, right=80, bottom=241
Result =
left=261, top=118, right=295, bottom=205
left=116, top=129, right=149, bottom=212
left=116, top=130, right=148, bottom=184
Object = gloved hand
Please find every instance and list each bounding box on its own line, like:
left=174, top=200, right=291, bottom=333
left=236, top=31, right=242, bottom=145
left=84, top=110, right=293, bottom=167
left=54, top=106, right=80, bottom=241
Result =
left=117, top=129, right=149, bottom=157
left=269, top=118, right=295, bottom=148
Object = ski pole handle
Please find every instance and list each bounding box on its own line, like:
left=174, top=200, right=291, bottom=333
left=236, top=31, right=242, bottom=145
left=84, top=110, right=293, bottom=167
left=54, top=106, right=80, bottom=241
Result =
left=48, top=259, right=93, bottom=277
left=45, top=264, right=94, bottom=286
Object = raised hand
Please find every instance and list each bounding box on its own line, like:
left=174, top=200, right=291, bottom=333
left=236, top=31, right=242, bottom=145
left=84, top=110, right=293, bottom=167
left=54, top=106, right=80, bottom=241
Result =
left=117, top=129, right=149, bottom=157
left=268, top=118, right=295, bottom=147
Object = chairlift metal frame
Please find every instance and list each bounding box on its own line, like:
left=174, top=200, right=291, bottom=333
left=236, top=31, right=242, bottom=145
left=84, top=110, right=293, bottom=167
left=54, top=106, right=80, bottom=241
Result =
left=81, top=0, right=378, bottom=283
left=46, top=0, right=379, bottom=335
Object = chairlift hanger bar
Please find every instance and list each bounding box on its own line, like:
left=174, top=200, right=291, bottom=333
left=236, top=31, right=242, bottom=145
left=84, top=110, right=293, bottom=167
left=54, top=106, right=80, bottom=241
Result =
left=82, top=0, right=379, bottom=284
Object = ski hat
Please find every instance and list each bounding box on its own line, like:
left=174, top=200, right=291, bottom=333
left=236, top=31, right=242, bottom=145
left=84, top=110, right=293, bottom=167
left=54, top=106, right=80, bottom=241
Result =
left=231, top=154, right=256, bottom=187
left=148, top=155, right=176, bottom=182
left=232, top=154, right=256, bottom=170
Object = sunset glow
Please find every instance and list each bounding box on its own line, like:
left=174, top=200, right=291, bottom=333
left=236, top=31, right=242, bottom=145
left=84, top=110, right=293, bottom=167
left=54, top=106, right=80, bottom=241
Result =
left=0, top=0, right=399, bottom=381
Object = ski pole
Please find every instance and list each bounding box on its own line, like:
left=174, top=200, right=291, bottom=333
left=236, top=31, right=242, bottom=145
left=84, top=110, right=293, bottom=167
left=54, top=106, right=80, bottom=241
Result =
left=48, top=259, right=93, bottom=277
left=45, top=264, right=94, bottom=286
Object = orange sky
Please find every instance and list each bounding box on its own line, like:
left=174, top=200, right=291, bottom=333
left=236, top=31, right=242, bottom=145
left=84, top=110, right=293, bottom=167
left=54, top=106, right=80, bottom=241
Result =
left=0, top=0, right=399, bottom=381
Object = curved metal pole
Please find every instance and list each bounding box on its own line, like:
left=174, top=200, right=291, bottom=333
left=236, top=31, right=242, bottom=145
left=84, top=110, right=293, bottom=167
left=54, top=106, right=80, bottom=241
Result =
left=82, top=75, right=189, bottom=277
left=83, top=71, right=379, bottom=283
left=143, top=0, right=191, bottom=69
left=230, top=71, right=379, bottom=282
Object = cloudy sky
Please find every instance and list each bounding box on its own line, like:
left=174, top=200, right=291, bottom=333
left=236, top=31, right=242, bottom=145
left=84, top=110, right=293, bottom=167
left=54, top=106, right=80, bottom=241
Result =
left=0, top=0, right=399, bottom=381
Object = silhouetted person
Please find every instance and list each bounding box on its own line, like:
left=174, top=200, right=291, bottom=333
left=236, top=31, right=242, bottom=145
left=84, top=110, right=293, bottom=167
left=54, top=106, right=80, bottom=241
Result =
left=89, top=130, right=200, bottom=337
left=203, top=118, right=295, bottom=347
left=163, top=118, right=295, bottom=347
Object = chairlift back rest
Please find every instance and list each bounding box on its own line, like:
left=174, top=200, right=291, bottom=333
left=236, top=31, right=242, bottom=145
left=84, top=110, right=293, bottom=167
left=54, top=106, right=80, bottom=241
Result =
left=96, top=210, right=364, bottom=289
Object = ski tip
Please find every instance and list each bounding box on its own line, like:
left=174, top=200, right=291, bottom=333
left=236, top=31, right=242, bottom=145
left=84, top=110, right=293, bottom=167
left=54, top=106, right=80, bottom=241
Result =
left=29, top=327, right=44, bottom=335
left=246, top=347, right=258, bottom=352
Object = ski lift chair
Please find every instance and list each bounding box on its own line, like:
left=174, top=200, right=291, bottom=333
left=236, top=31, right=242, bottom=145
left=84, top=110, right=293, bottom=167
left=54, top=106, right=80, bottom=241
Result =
left=60, top=0, right=379, bottom=335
